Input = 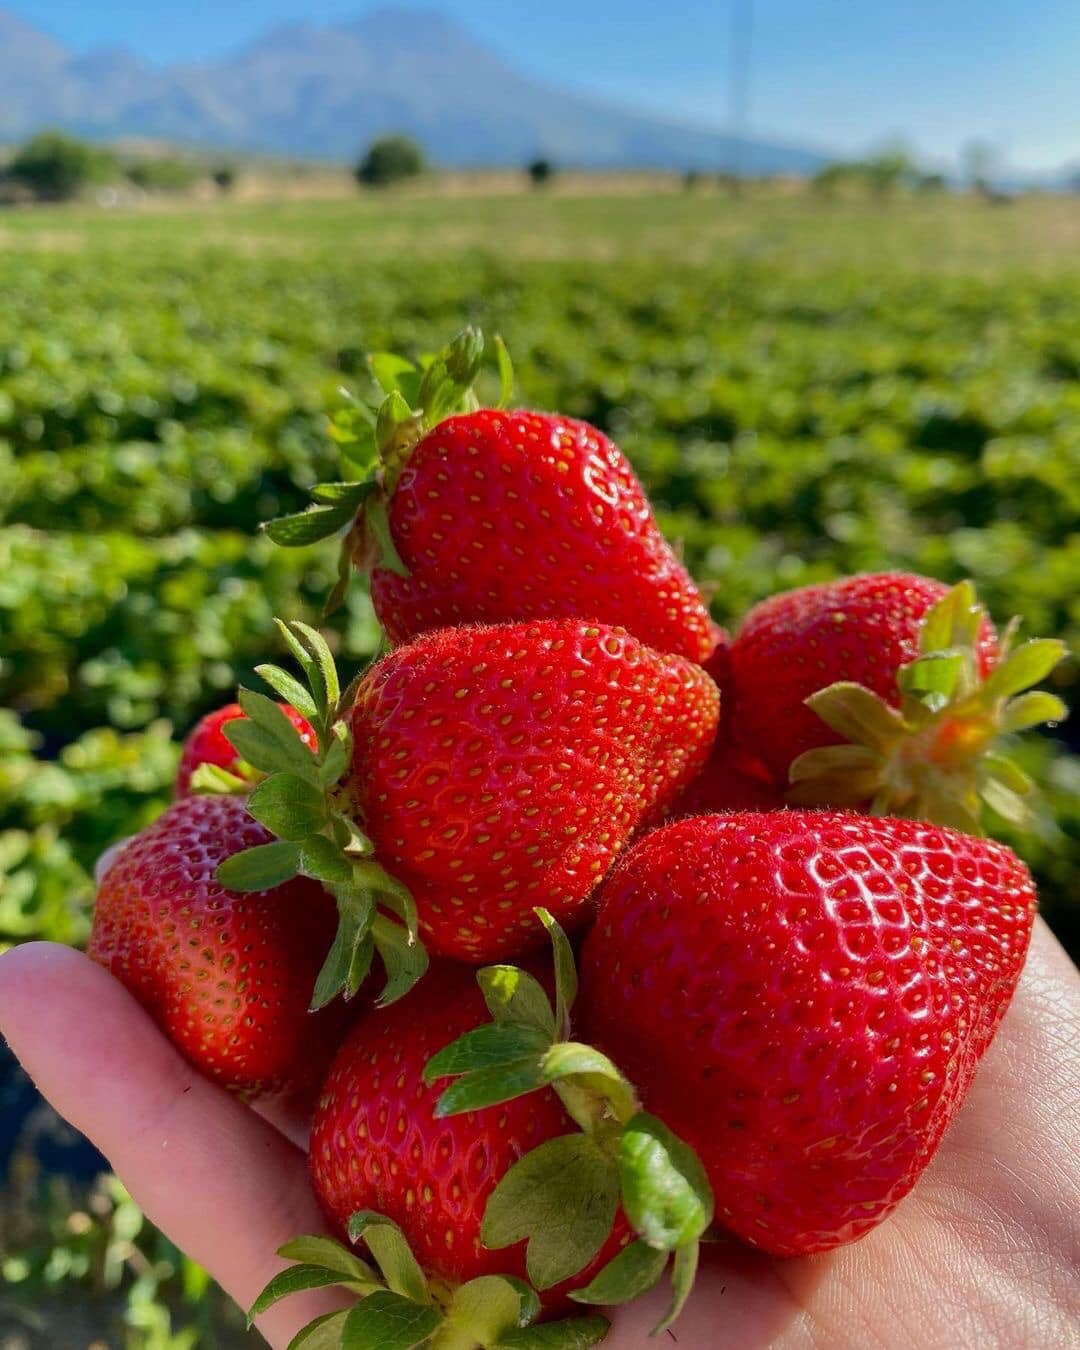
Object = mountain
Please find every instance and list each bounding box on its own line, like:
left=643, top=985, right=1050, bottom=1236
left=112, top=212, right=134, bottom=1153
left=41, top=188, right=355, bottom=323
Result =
left=0, top=5, right=827, bottom=173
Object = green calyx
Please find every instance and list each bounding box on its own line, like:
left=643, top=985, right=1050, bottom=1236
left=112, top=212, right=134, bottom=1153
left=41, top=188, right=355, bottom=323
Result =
left=248, top=1210, right=609, bottom=1349
left=261, top=327, right=515, bottom=611
left=211, top=619, right=427, bottom=1009
left=786, top=580, right=1069, bottom=834
left=189, top=759, right=259, bottom=794
left=424, top=912, right=714, bottom=1336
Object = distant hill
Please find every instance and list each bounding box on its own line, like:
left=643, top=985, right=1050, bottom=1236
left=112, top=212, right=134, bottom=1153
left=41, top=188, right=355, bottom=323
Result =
left=0, top=5, right=828, bottom=173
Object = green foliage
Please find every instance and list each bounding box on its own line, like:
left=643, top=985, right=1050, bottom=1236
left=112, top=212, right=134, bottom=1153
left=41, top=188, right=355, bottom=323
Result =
left=0, top=1170, right=246, bottom=1346
left=813, top=148, right=922, bottom=199
left=127, top=158, right=200, bottom=192
left=248, top=1211, right=604, bottom=1348
left=355, top=135, right=427, bottom=188
left=6, top=131, right=117, bottom=201
left=528, top=157, right=555, bottom=188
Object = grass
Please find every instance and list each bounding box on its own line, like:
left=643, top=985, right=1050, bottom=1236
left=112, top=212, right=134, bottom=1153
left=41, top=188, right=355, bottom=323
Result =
left=2, top=190, right=1080, bottom=271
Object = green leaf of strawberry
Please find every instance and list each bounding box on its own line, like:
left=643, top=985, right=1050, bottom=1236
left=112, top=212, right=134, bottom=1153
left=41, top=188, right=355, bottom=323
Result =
left=482, top=1135, right=621, bottom=1290
left=253, top=662, right=319, bottom=722
left=347, top=1212, right=428, bottom=1304
left=617, top=1113, right=714, bottom=1252
left=216, top=840, right=302, bottom=891
left=495, top=1321, right=609, bottom=1349
left=568, top=1240, right=668, bottom=1307
left=263, top=503, right=357, bottom=547
left=188, top=761, right=252, bottom=795
left=425, top=1023, right=553, bottom=1078
left=249, top=1263, right=369, bottom=1321
left=247, top=773, right=329, bottom=840
left=342, top=1291, right=442, bottom=1350
left=655, top=1241, right=700, bottom=1335
left=286, top=1309, right=351, bottom=1349
left=248, top=1209, right=604, bottom=1350
left=427, top=912, right=712, bottom=1329
left=216, top=620, right=426, bottom=1010
left=277, top=1236, right=379, bottom=1283
left=478, top=965, right=557, bottom=1039
left=787, top=580, right=1069, bottom=832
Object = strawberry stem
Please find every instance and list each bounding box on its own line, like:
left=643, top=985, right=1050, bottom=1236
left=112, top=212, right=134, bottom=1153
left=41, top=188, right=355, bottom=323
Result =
left=259, top=327, right=510, bottom=611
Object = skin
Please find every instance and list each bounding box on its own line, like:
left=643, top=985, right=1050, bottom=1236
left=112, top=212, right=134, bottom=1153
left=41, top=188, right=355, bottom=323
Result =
left=0, top=921, right=1077, bottom=1348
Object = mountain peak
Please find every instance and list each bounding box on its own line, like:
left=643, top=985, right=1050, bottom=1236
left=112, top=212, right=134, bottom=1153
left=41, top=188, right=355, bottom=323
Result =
left=0, top=4, right=826, bottom=174
left=0, top=6, right=69, bottom=72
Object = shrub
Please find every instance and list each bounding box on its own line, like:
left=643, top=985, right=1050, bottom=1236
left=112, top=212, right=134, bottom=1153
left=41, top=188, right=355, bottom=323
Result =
left=528, top=157, right=554, bottom=188
left=6, top=132, right=117, bottom=202
left=355, top=135, right=426, bottom=188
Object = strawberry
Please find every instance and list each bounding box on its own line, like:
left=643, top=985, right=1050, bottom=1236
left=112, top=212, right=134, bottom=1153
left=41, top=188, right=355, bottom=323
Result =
left=367, top=408, right=714, bottom=661
left=216, top=618, right=717, bottom=1008
left=676, top=629, right=786, bottom=813
left=263, top=329, right=715, bottom=663
left=702, top=623, right=732, bottom=707
left=175, top=700, right=316, bottom=795
left=727, top=573, right=1066, bottom=831
left=344, top=619, right=718, bottom=963
left=578, top=810, right=1037, bottom=1257
left=89, top=793, right=345, bottom=1099
left=248, top=962, right=614, bottom=1348
left=312, top=963, right=627, bottom=1298
left=428, top=815, right=1034, bottom=1303
left=675, top=739, right=785, bottom=815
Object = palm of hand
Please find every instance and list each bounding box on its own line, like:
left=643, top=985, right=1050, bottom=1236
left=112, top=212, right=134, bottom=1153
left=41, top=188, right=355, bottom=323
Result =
left=0, top=921, right=1076, bottom=1350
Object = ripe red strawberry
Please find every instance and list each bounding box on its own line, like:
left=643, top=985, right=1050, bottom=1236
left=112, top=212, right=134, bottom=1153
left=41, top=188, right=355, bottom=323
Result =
left=703, top=623, right=732, bottom=705
left=263, top=329, right=715, bottom=663
left=175, top=701, right=316, bottom=796
left=676, top=740, right=785, bottom=815
left=726, top=573, right=1065, bottom=832
left=311, top=963, right=628, bottom=1304
left=344, top=619, right=719, bottom=962
left=89, top=793, right=345, bottom=1098
left=367, top=408, right=715, bottom=661
left=672, top=629, right=786, bottom=814
left=578, top=810, right=1036, bottom=1257
left=729, top=573, right=998, bottom=784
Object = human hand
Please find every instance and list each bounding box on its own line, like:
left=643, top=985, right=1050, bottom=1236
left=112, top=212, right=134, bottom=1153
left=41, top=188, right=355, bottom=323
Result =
left=0, top=920, right=1076, bottom=1349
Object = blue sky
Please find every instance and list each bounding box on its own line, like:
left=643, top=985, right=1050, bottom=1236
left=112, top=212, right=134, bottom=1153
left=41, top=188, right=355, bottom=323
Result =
left=12, top=1, right=1080, bottom=171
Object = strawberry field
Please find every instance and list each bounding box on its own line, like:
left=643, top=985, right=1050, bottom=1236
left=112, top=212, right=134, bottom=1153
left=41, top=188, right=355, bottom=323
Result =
left=0, top=193, right=1078, bottom=1344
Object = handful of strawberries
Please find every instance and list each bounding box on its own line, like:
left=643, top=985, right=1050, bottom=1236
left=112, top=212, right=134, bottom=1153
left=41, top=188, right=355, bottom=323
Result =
left=90, top=330, right=1067, bottom=1348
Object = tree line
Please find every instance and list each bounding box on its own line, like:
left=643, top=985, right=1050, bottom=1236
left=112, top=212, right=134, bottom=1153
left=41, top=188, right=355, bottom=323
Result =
left=0, top=130, right=560, bottom=203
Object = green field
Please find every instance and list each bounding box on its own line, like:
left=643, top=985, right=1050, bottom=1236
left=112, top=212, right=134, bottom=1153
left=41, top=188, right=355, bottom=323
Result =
left=1, top=191, right=1078, bottom=1344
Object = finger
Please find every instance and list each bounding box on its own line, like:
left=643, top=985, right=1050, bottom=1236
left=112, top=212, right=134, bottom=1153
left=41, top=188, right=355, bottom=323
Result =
left=252, top=1092, right=314, bottom=1151
left=0, top=943, right=348, bottom=1350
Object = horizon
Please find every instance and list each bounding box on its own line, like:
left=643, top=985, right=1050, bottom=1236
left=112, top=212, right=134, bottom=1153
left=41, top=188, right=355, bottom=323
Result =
left=4, top=1, right=1079, bottom=175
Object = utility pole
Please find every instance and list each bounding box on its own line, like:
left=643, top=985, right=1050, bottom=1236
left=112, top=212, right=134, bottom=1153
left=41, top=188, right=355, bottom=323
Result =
left=729, top=0, right=753, bottom=182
